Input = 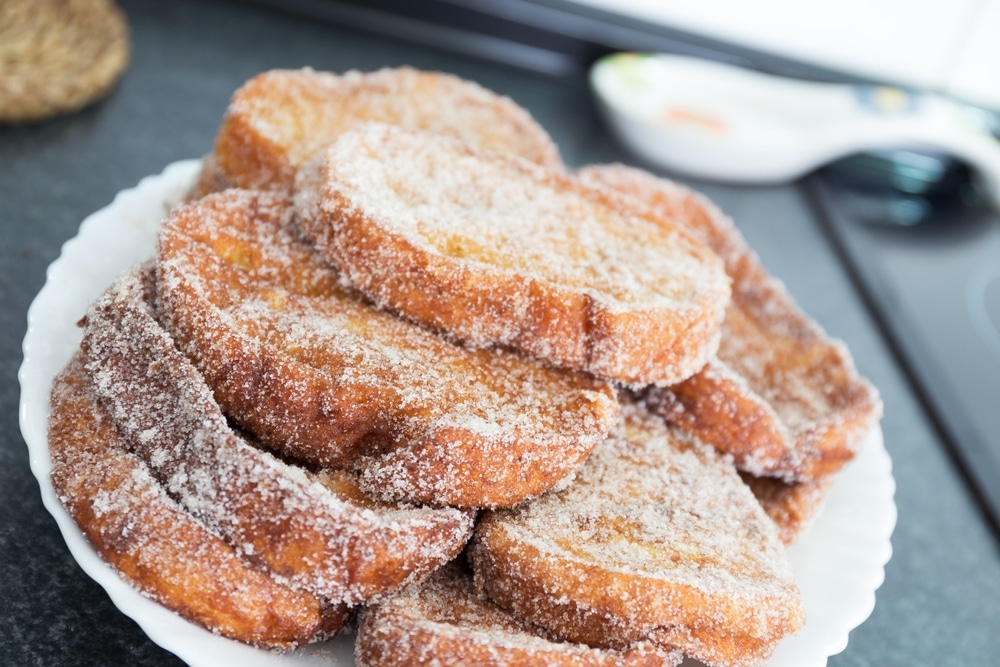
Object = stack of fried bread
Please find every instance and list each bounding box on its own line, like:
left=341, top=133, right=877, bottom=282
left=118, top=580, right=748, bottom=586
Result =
left=48, top=67, right=881, bottom=666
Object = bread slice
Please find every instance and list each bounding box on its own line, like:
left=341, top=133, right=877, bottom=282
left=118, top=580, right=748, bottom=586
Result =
left=470, top=395, right=804, bottom=667
left=49, top=355, right=349, bottom=647
left=208, top=66, right=562, bottom=194
left=157, top=189, right=618, bottom=508
left=82, top=265, right=474, bottom=605
left=296, top=123, right=730, bottom=386
left=356, top=560, right=682, bottom=667
left=579, top=163, right=882, bottom=481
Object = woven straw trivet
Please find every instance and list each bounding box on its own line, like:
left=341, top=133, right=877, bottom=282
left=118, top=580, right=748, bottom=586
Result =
left=0, top=0, right=129, bottom=124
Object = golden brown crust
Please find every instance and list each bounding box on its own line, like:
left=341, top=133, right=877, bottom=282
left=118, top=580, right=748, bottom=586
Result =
left=212, top=67, right=562, bottom=193
left=82, top=265, right=474, bottom=604
left=644, top=358, right=790, bottom=474
left=48, top=355, right=348, bottom=648
left=742, top=472, right=833, bottom=545
left=157, top=189, right=618, bottom=508
left=579, top=163, right=882, bottom=480
left=469, top=397, right=804, bottom=667
left=297, top=123, right=730, bottom=387
left=186, top=153, right=232, bottom=201
left=357, top=561, right=683, bottom=667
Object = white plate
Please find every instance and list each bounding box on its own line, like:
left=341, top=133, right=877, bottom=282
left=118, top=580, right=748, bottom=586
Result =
left=19, top=160, right=896, bottom=667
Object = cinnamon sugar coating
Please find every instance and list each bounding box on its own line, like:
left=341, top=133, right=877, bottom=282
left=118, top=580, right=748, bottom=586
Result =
left=357, top=560, right=683, bottom=667
left=470, top=396, right=804, bottom=667
left=297, top=123, right=730, bottom=387
left=157, top=190, right=618, bottom=508
left=48, top=355, right=349, bottom=648
left=579, top=163, right=882, bottom=481
left=209, top=67, right=562, bottom=194
left=82, top=265, right=474, bottom=604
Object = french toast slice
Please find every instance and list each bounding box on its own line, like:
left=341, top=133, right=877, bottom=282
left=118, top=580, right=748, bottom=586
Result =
left=157, top=189, right=618, bottom=508
left=49, top=355, right=349, bottom=648
left=356, top=560, right=683, bottom=667
left=209, top=67, right=562, bottom=194
left=470, top=395, right=804, bottom=667
left=296, top=122, right=730, bottom=387
left=82, top=265, right=475, bottom=605
left=579, top=163, right=882, bottom=481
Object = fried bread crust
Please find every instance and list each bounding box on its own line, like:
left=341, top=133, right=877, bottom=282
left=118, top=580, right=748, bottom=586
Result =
left=82, top=265, right=474, bottom=604
left=186, top=152, right=231, bottom=201
left=579, top=163, right=882, bottom=481
left=470, top=397, right=804, bottom=667
left=742, top=472, right=833, bottom=545
left=157, top=189, right=618, bottom=508
left=356, top=560, right=683, bottom=667
left=297, top=123, right=730, bottom=387
left=48, top=355, right=349, bottom=648
left=210, top=67, right=562, bottom=194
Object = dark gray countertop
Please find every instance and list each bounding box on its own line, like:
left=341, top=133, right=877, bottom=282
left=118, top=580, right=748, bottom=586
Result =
left=2, top=0, right=998, bottom=664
